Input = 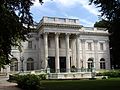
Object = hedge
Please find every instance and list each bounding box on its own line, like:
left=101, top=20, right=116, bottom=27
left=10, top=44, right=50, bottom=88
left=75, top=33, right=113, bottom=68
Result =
left=96, top=70, right=120, bottom=78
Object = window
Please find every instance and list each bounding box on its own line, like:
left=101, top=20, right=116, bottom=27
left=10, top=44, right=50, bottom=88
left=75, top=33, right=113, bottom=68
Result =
left=88, top=42, right=92, bottom=50
left=10, top=58, right=18, bottom=71
left=100, top=58, right=106, bottom=69
left=88, top=58, right=94, bottom=69
left=27, top=58, right=34, bottom=71
left=48, top=39, right=51, bottom=48
left=28, top=41, right=32, bottom=48
left=69, top=39, right=71, bottom=49
left=59, top=39, right=61, bottom=48
left=100, top=43, right=104, bottom=50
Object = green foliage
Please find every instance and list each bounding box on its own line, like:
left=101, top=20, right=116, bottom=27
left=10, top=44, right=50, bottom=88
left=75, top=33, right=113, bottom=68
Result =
left=94, top=19, right=109, bottom=28
left=16, top=74, right=41, bottom=90
left=90, top=0, right=120, bottom=68
left=0, top=0, right=43, bottom=67
left=96, top=70, right=120, bottom=78
left=38, top=74, right=47, bottom=80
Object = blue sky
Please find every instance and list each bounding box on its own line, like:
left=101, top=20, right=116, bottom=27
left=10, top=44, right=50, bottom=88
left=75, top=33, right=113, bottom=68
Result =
left=30, top=0, right=101, bottom=27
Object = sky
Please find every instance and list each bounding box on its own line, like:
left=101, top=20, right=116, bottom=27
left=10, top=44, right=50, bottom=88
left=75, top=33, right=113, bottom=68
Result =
left=30, top=0, right=101, bottom=27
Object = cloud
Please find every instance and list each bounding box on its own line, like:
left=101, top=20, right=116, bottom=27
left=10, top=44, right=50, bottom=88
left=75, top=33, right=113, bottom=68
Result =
left=32, top=0, right=100, bottom=15
left=53, top=0, right=100, bottom=16
left=31, top=0, right=98, bottom=26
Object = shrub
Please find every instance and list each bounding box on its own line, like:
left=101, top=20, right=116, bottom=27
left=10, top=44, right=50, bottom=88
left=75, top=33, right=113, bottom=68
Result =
left=38, top=74, right=47, bottom=80
left=9, top=74, right=19, bottom=82
left=16, top=74, right=41, bottom=90
left=96, top=70, right=120, bottom=78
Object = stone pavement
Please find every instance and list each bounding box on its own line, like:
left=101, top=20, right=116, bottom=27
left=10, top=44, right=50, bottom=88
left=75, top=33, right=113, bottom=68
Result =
left=0, top=77, right=22, bottom=90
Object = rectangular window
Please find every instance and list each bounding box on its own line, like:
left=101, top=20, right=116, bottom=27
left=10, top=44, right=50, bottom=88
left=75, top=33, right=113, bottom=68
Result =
left=59, top=39, right=61, bottom=48
left=100, top=43, right=104, bottom=50
left=48, top=39, right=51, bottom=48
left=88, top=42, right=92, bottom=50
left=28, top=41, right=32, bottom=48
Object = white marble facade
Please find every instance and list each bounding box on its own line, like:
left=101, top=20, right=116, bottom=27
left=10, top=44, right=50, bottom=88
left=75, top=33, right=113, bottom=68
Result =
left=1, top=16, right=111, bottom=74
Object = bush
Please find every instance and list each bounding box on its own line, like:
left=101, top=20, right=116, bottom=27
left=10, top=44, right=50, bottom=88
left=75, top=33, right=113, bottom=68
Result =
left=38, top=74, right=47, bottom=80
left=16, top=74, right=41, bottom=90
left=9, top=74, right=19, bottom=82
left=96, top=70, right=120, bottom=78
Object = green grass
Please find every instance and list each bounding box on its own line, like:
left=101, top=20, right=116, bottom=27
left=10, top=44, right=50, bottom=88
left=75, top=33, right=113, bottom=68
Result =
left=40, top=79, right=120, bottom=90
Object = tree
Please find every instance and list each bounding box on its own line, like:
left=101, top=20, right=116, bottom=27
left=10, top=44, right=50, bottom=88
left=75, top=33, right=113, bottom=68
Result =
left=90, top=0, right=120, bottom=68
left=0, top=0, right=43, bottom=68
left=94, top=19, right=109, bottom=28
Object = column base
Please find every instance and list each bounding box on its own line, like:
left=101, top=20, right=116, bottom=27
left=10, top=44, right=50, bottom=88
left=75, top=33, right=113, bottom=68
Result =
left=66, top=68, right=71, bottom=73
left=56, top=69, right=60, bottom=73
left=77, top=68, right=81, bottom=72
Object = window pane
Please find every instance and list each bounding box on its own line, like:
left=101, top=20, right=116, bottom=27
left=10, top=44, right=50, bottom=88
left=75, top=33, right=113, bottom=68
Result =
left=28, top=41, right=32, bottom=48
left=59, top=39, right=61, bottom=48
left=48, top=39, right=51, bottom=48
left=88, top=42, right=92, bottom=50
left=100, top=43, right=104, bottom=50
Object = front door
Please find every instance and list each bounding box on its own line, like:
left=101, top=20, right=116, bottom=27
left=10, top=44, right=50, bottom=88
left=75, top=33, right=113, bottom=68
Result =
left=60, top=57, right=66, bottom=72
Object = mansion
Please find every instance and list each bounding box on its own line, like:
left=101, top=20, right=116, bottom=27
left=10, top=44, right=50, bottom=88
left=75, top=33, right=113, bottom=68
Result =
left=1, top=16, right=111, bottom=78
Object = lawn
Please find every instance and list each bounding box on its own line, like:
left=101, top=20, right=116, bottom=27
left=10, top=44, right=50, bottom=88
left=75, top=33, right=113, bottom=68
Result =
left=40, top=79, right=120, bottom=90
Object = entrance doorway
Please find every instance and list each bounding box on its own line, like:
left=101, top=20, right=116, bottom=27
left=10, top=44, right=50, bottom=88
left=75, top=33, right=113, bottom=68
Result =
left=48, top=57, right=55, bottom=73
left=60, top=57, right=66, bottom=72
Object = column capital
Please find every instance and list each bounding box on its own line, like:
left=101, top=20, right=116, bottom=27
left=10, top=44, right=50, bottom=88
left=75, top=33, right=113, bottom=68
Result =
left=55, top=32, right=60, bottom=35
left=105, top=40, right=109, bottom=43
left=43, top=32, right=48, bottom=34
left=93, top=40, right=98, bottom=43
left=65, top=33, right=71, bottom=36
left=80, top=39, right=85, bottom=43
left=76, top=34, right=80, bottom=37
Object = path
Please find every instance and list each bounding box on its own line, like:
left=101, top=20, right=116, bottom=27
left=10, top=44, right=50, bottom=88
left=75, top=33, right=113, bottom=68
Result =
left=0, top=77, right=22, bottom=90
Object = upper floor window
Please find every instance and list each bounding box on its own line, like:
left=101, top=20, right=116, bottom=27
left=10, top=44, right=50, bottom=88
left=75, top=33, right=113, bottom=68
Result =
left=100, top=43, right=104, bottom=50
left=88, top=42, right=92, bottom=50
left=48, top=39, right=51, bottom=48
left=28, top=41, right=32, bottom=48
left=59, top=39, right=61, bottom=48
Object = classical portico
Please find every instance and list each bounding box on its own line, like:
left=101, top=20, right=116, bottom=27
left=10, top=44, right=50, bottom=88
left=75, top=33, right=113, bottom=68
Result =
left=43, top=32, right=82, bottom=73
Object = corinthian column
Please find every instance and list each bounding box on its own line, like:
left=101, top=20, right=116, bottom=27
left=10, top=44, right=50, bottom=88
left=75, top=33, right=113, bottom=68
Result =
left=44, top=33, right=48, bottom=69
left=94, top=40, right=98, bottom=70
left=55, top=33, right=60, bottom=73
left=81, top=39, right=86, bottom=69
left=76, top=34, right=80, bottom=72
left=66, top=33, right=70, bottom=73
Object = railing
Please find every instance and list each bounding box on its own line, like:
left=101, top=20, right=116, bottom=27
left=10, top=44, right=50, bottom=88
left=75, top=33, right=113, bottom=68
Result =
left=42, top=16, right=79, bottom=25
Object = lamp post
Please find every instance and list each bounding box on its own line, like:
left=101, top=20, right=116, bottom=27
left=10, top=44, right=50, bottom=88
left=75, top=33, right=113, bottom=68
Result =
left=20, top=56, right=24, bottom=72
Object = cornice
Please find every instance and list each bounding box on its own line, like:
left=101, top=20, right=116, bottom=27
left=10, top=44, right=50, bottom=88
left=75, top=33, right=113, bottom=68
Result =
left=79, top=31, right=109, bottom=36
left=40, top=23, right=82, bottom=29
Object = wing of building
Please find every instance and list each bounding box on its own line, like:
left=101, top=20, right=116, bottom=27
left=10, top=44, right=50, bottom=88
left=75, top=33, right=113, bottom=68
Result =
left=0, top=16, right=111, bottom=78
